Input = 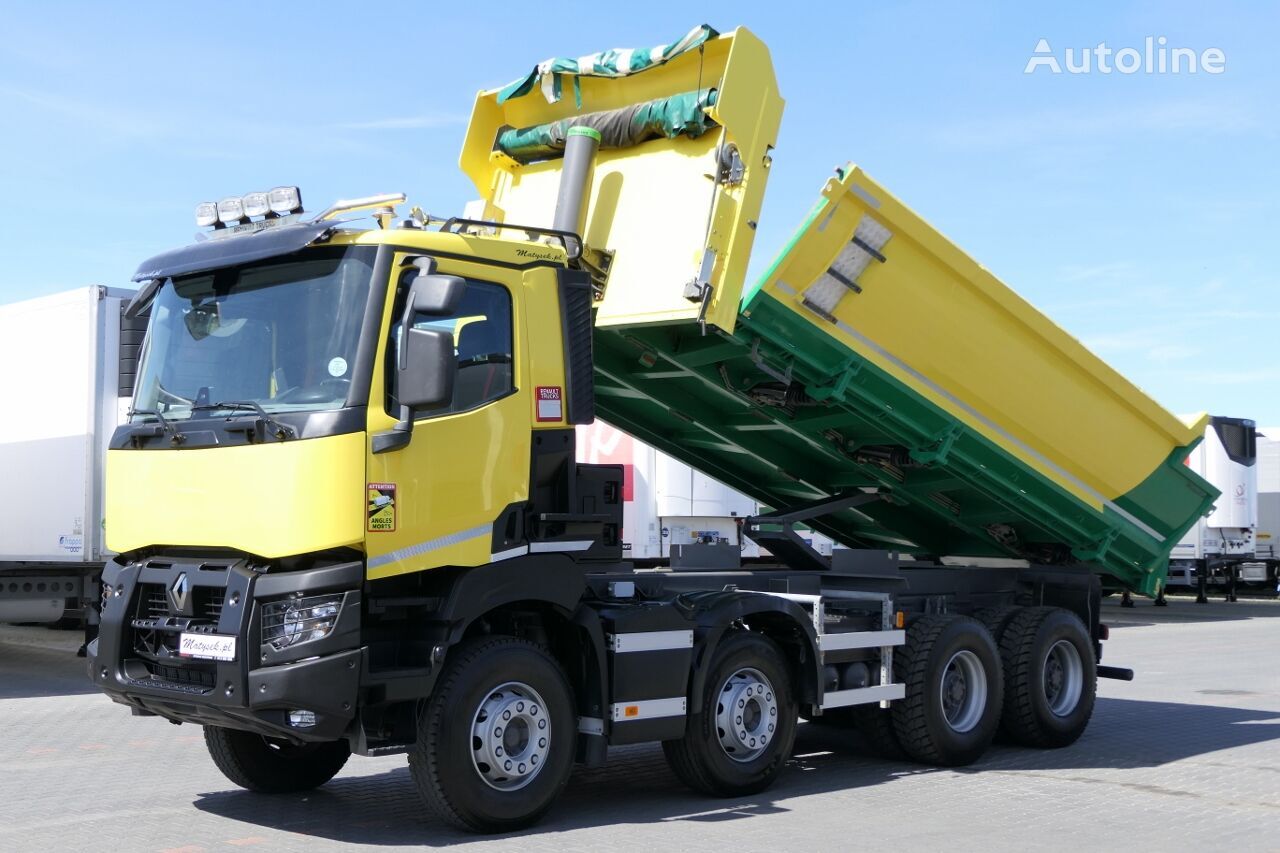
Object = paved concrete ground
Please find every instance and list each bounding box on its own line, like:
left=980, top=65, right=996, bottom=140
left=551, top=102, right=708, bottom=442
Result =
left=2, top=597, right=1278, bottom=852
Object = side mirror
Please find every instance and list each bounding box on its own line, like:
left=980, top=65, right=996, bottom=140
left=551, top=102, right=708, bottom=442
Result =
left=397, top=327, right=456, bottom=410
left=407, top=265, right=466, bottom=318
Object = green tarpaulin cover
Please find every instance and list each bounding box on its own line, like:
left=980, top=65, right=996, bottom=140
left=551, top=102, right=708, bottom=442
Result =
left=496, top=88, right=719, bottom=164
left=497, top=24, right=718, bottom=107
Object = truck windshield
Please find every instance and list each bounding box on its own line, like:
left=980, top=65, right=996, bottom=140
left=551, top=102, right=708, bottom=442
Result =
left=131, top=246, right=375, bottom=421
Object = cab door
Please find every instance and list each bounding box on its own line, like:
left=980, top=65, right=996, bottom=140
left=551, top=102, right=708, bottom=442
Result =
left=364, top=254, right=532, bottom=579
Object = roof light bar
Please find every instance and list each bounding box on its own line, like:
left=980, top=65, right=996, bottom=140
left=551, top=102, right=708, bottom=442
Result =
left=195, top=186, right=304, bottom=228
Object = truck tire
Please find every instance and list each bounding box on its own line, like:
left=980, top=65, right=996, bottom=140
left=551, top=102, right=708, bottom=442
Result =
left=203, top=726, right=350, bottom=793
left=848, top=704, right=905, bottom=760
left=972, top=606, right=1020, bottom=645
left=891, top=615, right=1003, bottom=766
left=409, top=636, right=576, bottom=833
left=663, top=631, right=797, bottom=797
left=997, top=607, right=1096, bottom=748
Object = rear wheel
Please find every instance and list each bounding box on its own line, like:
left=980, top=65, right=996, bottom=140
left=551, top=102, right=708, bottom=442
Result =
left=848, top=703, right=905, bottom=759
left=891, top=615, right=1003, bottom=766
left=998, top=607, right=1096, bottom=748
left=663, top=631, right=797, bottom=796
left=408, top=637, right=576, bottom=833
left=973, top=606, right=1020, bottom=645
left=203, top=726, right=350, bottom=793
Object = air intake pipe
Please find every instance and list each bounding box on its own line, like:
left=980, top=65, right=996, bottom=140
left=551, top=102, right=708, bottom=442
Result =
left=551, top=126, right=601, bottom=238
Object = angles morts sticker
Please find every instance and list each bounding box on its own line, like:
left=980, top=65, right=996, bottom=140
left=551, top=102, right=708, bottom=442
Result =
left=367, top=483, right=397, bottom=532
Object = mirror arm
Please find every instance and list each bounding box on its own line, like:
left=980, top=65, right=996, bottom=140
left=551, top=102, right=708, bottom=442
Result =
left=372, top=404, right=414, bottom=454
left=398, top=258, right=439, bottom=370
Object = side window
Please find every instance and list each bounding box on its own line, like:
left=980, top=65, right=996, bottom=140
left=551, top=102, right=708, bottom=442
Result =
left=389, top=277, right=514, bottom=418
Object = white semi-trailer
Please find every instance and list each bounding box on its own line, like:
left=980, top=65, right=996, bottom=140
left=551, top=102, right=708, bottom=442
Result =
left=1251, top=430, right=1280, bottom=588
left=1166, top=416, right=1275, bottom=601
left=0, top=286, right=141, bottom=635
left=576, top=420, right=835, bottom=561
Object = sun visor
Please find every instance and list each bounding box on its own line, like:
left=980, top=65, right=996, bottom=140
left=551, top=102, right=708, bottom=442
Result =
left=131, top=220, right=340, bottom=282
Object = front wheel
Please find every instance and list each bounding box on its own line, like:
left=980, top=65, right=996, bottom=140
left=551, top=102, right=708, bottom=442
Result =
left=409, top=637, right=576, bottom=833
left=663, top=631, right=797, bottom=797
left=203, top=726, right=350, bottom=793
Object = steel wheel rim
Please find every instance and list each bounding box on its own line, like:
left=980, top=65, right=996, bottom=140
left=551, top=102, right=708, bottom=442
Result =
left=714, top=667, right=778, bottom=763
left=470, top=681, right=551, bottom=791
left=1043, top=639, right=1084, bottom=716
left=939, top=650, right=987, bottom=733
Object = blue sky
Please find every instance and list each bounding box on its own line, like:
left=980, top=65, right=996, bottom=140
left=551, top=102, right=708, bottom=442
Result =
left=2, top=2, right=1277, bottom=422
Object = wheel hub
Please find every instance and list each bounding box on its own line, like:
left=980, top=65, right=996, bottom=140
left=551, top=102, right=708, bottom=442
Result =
left=715, top=667, right=778, bottom=763
left=470, top=681, right=550, bottom=791
left=938, top=650, right=987, bottom=734
left=1043, top=639, right=1084, bottom=717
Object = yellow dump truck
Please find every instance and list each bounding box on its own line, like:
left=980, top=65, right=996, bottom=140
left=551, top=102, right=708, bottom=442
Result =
left=89, top=25, right=1214, bottom=832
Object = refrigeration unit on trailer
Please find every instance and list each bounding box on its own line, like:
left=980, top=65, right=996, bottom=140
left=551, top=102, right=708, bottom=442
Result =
left=89, top=25, right=1216, bottom=833
left=1167, top=417, right=1276, bottom=597
left=0, top=286, right=142, bottom=630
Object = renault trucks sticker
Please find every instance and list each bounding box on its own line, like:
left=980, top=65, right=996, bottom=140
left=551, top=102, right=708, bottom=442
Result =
left=368, top=483, right=397, bottom=532
left=536, top=386, right=563, bottom=422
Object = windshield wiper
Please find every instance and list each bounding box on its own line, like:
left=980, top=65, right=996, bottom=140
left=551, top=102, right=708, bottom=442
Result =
left=128, top=407, right=185, bottom=445
left=191, top=400, right=297, bottom=441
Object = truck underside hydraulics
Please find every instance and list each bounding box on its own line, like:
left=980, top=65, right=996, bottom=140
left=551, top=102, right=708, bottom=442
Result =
left=88, top=26, right=1215, bottom=832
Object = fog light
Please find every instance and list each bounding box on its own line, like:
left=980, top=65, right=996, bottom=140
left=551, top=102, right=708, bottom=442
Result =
left=288, top=710, right=317, bottom=728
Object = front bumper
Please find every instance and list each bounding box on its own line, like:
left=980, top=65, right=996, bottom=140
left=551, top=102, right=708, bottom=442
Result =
left=88, top=555, right=364, bottom=742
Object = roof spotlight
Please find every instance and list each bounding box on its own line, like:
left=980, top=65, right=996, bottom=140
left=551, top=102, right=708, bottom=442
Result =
left=268, top=186, right=303, bottom=215
left=194, top=202, right=219, bottom=227
left=216, top=197, right=246, bottom=224
left=242, top=192, right=270, bottom=218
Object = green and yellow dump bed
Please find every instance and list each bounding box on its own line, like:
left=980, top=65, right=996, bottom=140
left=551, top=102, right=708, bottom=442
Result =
left=463, top=25, right=1215, bottom=596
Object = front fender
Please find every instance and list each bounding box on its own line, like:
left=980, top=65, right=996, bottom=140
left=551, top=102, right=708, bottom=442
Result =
left=678, top=590, right=822, bottom=712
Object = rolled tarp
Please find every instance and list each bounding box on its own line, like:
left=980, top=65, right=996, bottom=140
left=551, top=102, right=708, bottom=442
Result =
left=497, top=24, right=718, bottom=106
left=495, top=88, right=719, bottom=164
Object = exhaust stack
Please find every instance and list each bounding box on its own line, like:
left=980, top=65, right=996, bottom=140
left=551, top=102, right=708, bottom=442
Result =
left=551, top=127, right=601, bottom=237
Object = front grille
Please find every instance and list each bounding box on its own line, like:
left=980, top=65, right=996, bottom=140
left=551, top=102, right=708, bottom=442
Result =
left=135, top=583, right=225, bottom=623
left=141, top=660, right=216, bottom=689
left=128, top=579, right=229, bottom=694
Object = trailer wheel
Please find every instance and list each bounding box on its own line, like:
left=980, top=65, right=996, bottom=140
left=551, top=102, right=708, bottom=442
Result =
left=998, top=607, right=1096, bottom=748
left=203, top=726, right=350, bottom=793
left=663, top=631, right=797, bottom=797
left=891, top=615, right=1003, bottom=766
left=409, top=636, right=575, bottom=833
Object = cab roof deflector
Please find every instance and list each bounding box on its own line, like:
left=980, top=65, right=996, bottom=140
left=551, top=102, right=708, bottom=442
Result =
left=131, top=220, right=338, bottom=282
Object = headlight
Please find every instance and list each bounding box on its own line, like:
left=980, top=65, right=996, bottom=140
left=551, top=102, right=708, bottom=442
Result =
left=262, top=594, right=343, bottom=651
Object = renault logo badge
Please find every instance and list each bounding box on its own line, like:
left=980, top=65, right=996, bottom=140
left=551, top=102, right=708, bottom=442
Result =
left=169, top=572, right=191, bottom=613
